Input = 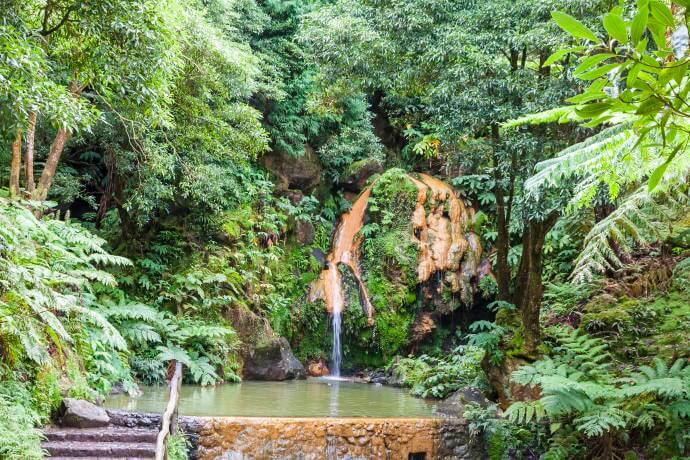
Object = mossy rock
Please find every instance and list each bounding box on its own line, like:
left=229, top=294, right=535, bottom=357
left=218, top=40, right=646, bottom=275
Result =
left=340, top=158, right=383, bottom=192
left=667, top=213, right=690, bottom=249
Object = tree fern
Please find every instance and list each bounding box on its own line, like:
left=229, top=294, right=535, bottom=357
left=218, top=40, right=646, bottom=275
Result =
left=505, top=327, right=690, bottom=454
left=503, top=106, right=580, bottom=130
left=571, top=185, right=689, bottom=283
left=0, top=199, right=130, bottom=366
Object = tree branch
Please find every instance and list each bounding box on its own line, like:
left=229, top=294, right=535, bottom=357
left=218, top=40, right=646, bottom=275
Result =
left=41, top=3, right=77, bottom=36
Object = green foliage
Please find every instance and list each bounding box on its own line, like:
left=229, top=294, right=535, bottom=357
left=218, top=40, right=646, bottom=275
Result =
left=514, top=1, right=690, bottom=284
left=464, top=402, right=539, bottom=460
left=0, top=365, right=73, bottom=459
left=540, top=2, right=690, bottom=196
left=541, top=282, right=595, bottom=319
left=166, top=432, right=190, bottom=460
left=394, top=345, right=486, bottom=399
left=0, top=391, right=44, bottom=460
left=315, top=95, right=384, bottom=181
left=467, top=321, right=507, bottom=365
left=505, top=327, right=690, bottom=458
left=0, top=199, right=128, bottom=371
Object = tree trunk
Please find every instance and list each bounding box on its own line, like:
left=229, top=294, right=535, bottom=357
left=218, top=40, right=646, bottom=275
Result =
left=24, top=111, right=37, bottom=196
left=512, top=213, right=559, bottom=355
left=494, top=186, right=511, bottom=300
left=491, top=124, right=511, bottom=301
left=9, top=129, right=22, bottom=199
left=34, top=82, right=83, bottom=201
left=34, top=128, right=70, bottom=201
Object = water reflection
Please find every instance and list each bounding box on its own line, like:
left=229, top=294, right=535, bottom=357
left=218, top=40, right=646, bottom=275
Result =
left=105, top=378, right=438, bottom=418
left=328, top=380, right=339, bottom=417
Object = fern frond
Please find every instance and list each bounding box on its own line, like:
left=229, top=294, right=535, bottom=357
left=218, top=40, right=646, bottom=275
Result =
left=574, top=406, right=629, bottom=437
left=525, top=123, right=635, bottom=195
left=504, top=400, right=547, bottom=424
left=668, top=400, right=690, bottom=419
left=571, top=186, right=689, bottom=283
left=503, top=106, right=580, bottom=129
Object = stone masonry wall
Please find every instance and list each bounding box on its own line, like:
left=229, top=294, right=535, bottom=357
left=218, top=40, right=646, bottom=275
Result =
left=195, top=417, right=485, bottom=460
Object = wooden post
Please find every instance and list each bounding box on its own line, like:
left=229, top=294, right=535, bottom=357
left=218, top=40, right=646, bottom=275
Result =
left=155, top=360, right=183, bottom=460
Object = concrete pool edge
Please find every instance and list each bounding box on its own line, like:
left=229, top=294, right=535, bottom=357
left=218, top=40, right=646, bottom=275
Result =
left=107, top=410, right=485, bottom=459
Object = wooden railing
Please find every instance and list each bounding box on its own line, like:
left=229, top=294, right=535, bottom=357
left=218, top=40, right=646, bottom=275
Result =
left=155, top=360, right=183, bottom=460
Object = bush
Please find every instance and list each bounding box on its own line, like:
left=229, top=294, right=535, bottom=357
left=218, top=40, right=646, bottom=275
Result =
left=504, top=327, right=690, bottom=459
left=0, top=376, right=48, bottom=460
left=394, top=345, right=487, bottom=399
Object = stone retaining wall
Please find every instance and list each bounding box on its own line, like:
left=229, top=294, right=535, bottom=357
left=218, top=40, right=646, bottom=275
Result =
left=195, top=417, right=484, bottom=460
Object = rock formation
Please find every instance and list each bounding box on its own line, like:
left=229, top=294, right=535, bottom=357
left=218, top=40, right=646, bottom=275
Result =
left=60, top=398, right=110, bottom=428
left=311, top=171, right=485, bottom=321
left=242, top=337, right=306, bottom=381
left=309, top=186, right=375, bottom=322
left=225, top=305, right=306, bottom=380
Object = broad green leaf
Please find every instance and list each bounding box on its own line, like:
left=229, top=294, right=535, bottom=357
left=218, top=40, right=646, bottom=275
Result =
left=648, top=162, right=669, bottom=190
left=574, top=53, right=616, bottom=76
left=636, top=70, right=658, bottom=85
left=603, top=13, right=628, bottom=44
left=636, top=96, right=665, bottom=115
left=650, top=1, right=675, bottom=27
left=578, top=63, right=620, bottom=80
left=631, top=10, right=649, bottom=44
left=627, top=62, right=642, bottom=87
left=543, top=46, right=585, bottom=66
left=575, top=102, right=612, bottom=118
left=552, top=11, right=600, bottom=42
left=648, top=21, right=669, bottom=50
left=658, top=62, right=688, bottom=86
left=649, top=142, right=685, bottom=190
left=670, top=61, right=689, bottom=84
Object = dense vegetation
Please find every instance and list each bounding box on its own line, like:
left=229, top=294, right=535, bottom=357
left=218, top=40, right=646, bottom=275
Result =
left=1, top=0, right=689, bottom=458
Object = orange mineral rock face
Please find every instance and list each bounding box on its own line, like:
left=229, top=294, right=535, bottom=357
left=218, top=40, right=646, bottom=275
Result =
left=411, top=173, right=471, bottom=291
left=310, top=187, right=374, bottom=321
left=311, top=172, right=482, bottom=319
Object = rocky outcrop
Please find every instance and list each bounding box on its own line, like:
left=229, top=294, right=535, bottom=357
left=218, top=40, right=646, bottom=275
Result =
left=307, top=358, right=330, bottom=377
left=262, top=143, right=323, bottom=193
left=295, top=219, right=315, bottom=245
left=242, top=337, right=307, bottom=380
left=340, top=158, right=383, bottom=192
left=225, top=305, right=276, bottom=353
left=483, top=355, right=541, bottom=409
left=437, top=387, right=492, bottom=419
left=60, top=398, right=110, bottom=428
left=225, top=305, right=306, bottom=380
left=409, top=311, right=437, bottom=351
left=311, top=171, right=486, bottom=322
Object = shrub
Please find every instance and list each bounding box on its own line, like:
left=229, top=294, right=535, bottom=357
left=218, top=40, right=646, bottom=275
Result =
left=505, top=327, right=690, bottom=459
left=394, top=345, right=487, bottom=399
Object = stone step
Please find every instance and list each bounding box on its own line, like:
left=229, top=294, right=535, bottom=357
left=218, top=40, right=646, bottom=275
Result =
left=44, top=426, right=157, bottom=443
left=42, top=441, right=155, bottom=458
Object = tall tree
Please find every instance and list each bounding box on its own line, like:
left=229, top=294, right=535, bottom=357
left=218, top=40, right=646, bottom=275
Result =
left=301, top=0, right=613, bottom=352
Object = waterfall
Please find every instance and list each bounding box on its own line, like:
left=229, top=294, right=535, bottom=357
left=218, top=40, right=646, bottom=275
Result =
left=310, top=172, right=484, bottom=378
left=331, top=309, right=342, bottom=377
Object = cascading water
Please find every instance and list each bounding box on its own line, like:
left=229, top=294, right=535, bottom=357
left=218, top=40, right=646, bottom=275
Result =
left=310, top=187, right=374, bottom=377
left=330, top=309, right=342, bottom=377
left=310, top=172, right=485, bottom=377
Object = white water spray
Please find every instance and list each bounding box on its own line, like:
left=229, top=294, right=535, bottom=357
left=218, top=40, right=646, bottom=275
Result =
left=331, top=309, right=342, bottom=377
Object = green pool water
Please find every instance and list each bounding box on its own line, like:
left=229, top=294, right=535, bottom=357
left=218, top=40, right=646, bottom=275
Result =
left=104, top=378, right=439, bottom=418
